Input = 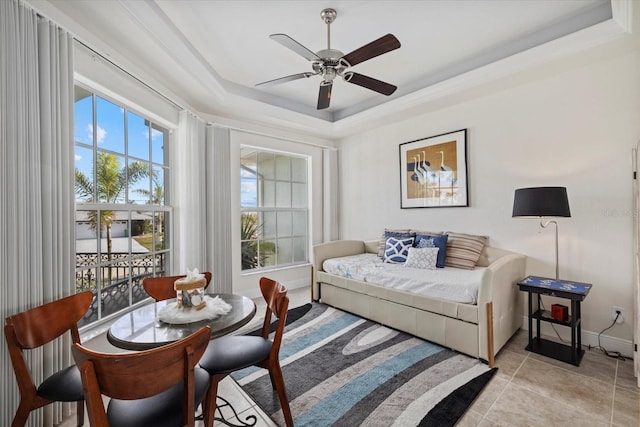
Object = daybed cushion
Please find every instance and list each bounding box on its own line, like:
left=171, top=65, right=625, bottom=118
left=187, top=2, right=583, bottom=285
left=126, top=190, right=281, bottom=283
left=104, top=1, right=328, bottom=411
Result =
left=322, top=253, right=486, bottom=304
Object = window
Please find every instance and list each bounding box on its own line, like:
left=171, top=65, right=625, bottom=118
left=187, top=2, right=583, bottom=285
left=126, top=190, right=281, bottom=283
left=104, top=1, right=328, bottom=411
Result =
left=74, top=85, right=171, bottom=326
left=240, top=147, right=308, bottom=271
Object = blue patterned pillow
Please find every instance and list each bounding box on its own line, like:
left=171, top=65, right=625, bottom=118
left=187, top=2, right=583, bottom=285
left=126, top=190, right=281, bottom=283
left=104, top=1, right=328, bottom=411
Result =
left=415, top=234, right=449, bottom=268
left=384, top=237, right=415, bottom=264
left=378, top=230, right=416, bottom=258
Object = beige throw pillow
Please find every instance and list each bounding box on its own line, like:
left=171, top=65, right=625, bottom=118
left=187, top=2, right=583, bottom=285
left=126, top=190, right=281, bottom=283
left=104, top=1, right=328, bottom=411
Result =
left=444, top=232, right=488, bottom=269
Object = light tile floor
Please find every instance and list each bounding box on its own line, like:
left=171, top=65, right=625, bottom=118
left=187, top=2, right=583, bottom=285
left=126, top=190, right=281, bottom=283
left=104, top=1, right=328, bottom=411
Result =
left=59, top=287, right=638, bottom=426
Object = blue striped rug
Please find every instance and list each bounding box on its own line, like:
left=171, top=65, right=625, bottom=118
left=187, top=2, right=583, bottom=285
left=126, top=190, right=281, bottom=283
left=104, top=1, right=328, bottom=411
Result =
left=232, top=303, right=496, bottom=426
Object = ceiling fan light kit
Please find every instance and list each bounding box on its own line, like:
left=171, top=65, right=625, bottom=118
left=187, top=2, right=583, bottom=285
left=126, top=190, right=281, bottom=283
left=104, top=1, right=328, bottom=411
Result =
left=256, top=8, right=401, bottom=110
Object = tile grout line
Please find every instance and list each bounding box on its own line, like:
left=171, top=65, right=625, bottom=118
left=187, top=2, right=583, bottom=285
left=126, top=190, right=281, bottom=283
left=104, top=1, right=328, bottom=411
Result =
left=531, top=350, right=617, bottom=389
left=476, top=350, right=530, bottom=424
left=515, top=353, right=615, bottom=424
left=609, top=359, right=619, bottom=426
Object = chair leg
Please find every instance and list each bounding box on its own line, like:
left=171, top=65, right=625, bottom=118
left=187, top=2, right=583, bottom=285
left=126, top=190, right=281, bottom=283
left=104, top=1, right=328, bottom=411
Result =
left=202, top=375, right=222, bottom=427
left=11, top=401, right=32, bottom=427
left=267, top=370, right=277, bottom=390
left=76, top=400, right=84, bottom=427
left=269, top=363, right=293, bottom=427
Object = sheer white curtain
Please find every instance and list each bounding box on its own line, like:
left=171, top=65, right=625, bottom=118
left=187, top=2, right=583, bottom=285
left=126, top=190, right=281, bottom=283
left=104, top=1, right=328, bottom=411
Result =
left=174, top=110, right=208, bottom=273
left=634, top=145, right=640, bottom=385
left=207, top=125, right=232, bottom=293
left=1, top=1, right=75, bottom=426
left=323, top=148, right=340, bottom=242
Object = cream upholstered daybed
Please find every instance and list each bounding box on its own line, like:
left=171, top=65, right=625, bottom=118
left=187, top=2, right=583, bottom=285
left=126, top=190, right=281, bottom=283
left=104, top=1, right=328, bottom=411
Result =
left=312, top=233, right=526, bottom=366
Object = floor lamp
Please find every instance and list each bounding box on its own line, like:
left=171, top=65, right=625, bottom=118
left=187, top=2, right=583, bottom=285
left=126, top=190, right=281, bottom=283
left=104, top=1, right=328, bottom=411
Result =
left=512, top=187, right=571, bottom=279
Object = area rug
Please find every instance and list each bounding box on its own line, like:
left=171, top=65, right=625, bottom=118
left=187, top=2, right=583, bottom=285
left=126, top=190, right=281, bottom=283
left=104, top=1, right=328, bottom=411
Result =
left=233, top=303, right=496, bottom=427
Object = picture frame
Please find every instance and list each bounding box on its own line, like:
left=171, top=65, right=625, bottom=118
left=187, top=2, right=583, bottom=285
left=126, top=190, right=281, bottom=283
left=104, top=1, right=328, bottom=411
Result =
left=399, top=129, right=468, bottom=208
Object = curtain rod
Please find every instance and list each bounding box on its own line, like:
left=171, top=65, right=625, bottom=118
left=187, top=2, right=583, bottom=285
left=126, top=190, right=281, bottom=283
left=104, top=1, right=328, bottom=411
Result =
left=74, top=38, right=185, bottom=111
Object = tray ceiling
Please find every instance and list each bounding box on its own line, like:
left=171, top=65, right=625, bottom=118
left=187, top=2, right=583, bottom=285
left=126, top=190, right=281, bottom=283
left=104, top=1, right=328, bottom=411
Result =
left=29, top=0, right=629, bottom=136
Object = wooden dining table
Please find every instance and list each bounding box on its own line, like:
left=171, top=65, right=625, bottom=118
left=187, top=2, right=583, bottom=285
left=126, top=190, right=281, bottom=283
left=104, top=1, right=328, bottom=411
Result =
left=107, top=293, right=257, bottom=351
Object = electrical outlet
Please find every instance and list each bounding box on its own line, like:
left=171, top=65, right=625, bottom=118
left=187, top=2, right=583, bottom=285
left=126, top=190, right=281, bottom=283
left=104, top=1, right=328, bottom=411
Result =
left=611, top=306, right=624, bottom=324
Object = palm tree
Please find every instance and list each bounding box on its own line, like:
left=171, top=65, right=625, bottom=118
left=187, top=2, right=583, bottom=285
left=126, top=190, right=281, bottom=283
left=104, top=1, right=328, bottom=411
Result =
left=241, top=213, right=275, bottom=270
left=134, top=176, right=164, bottom=249
left=134, top=175, right=164, bottom=205
left=75, top=152, right=150, bottom=282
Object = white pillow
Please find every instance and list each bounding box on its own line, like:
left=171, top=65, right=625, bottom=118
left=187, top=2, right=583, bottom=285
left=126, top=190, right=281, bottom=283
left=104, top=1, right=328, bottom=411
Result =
left=404, top=247, right=439, bottom=270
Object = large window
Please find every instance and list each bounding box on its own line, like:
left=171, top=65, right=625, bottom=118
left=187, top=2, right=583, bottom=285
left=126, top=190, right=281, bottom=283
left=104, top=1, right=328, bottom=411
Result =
left=240, top=147, right=309, bottom=271
left=74, top=85, right=171, bottom=326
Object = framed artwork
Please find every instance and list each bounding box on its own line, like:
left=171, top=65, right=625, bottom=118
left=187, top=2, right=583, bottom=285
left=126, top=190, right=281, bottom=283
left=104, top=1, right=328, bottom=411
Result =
left=399, top=129, right=468, bottom=208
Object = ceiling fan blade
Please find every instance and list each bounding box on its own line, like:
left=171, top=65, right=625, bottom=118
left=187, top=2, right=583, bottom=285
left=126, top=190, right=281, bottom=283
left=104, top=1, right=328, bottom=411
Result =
left=341, top=34, right=401, bottom=67
left=256, top=72, right=317, bottom=87
left=317, top=82, right=332, bottom=110
left=344, top=72, right=397, bottom=96
left=270, top=34, right=321, bottom=61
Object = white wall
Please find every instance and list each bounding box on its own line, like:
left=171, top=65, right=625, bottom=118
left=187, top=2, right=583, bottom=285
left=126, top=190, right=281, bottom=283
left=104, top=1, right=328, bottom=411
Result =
left=74, top=43, right=179, bottom=129
left=338, top=46, right=640, bottom=347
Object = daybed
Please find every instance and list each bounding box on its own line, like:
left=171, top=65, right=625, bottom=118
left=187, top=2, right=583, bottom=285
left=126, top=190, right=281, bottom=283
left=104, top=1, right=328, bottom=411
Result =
left=312, top=236, right=526, bottom=365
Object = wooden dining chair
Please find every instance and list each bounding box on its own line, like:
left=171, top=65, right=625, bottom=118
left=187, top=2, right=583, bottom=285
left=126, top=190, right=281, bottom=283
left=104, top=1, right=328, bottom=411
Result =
left=72, top=325, right=212, bottom=427
left=4, top=291, right=94, bottom=427
left=199, top=277, right=293, bottom=427
left=142, top=272, right=213, bottom=302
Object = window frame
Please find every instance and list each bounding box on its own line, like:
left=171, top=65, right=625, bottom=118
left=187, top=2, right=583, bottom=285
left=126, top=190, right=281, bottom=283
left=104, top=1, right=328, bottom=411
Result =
left=74, top=83, right=173, bottom=326
left=240, top=146, right=310, bottom=273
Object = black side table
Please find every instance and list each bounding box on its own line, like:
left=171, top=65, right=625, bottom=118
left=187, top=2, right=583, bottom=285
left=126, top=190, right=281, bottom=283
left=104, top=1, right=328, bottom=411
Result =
left=517, top=276, right=592, bottom=366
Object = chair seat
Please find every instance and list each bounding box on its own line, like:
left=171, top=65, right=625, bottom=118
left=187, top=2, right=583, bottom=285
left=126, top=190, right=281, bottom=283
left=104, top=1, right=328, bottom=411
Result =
left=199, top=335, right=272, bottom=374
left=106, top=367, right=210, bottom=427
left=37, top=365, right=84, bottom=402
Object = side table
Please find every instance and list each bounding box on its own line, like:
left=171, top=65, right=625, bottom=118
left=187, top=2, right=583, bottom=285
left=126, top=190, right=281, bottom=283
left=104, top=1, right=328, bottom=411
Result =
left=517, top=276, right=592, bottom=366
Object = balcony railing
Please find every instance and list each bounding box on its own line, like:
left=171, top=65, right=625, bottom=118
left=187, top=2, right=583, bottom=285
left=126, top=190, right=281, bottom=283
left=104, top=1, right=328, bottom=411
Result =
left=76, top=252, right=167, bottom=326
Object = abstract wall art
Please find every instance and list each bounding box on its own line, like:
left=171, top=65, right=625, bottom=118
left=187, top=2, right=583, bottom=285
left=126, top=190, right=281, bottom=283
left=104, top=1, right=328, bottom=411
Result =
left=399, top=129, right=468, bottom=208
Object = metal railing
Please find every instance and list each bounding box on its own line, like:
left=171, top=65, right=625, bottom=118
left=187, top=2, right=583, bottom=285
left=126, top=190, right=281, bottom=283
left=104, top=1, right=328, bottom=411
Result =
left=76, top=252, right=167, bottom=326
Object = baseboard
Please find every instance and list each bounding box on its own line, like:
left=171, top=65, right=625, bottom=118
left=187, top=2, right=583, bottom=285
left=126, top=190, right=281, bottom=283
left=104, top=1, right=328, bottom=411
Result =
left=242, top=278, right=310, bottom=300
left=521, top=315, right=634, bottom=359
left=286, top=278, right=311, bottom=290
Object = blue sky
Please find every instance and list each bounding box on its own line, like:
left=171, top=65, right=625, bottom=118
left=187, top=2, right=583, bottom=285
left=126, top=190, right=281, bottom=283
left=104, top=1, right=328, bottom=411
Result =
left=75, top=93, right=258, bottom=208
left=241, top=165, right=257, bottom=208
left=74, top=95, right=165, bottom=204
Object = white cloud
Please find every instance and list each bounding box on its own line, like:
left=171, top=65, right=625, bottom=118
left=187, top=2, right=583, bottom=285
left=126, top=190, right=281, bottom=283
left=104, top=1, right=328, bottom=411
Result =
left=151, top=128, right=162, bottom=139
left=241, top=181, right=257, bottom=194
left=88, top=124, right=107, bottom=144
left=75, top=154, right=82, bottom=161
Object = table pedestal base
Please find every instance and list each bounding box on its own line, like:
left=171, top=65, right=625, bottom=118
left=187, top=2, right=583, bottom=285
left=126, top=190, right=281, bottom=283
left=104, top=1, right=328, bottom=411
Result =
left=215, top=396, right=258, bottom=426
left=197, top=397, right=258, bottom=427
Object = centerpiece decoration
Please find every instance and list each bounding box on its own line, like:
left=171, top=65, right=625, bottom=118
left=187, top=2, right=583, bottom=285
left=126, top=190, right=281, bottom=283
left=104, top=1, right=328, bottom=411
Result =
left=174, top=268, right=207, bottom=310
left=157, top=268, right=232, bottom=324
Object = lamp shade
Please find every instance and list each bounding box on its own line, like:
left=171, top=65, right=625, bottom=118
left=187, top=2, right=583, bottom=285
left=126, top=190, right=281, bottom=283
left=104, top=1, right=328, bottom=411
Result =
left=512, top=187, right=571, bottom=218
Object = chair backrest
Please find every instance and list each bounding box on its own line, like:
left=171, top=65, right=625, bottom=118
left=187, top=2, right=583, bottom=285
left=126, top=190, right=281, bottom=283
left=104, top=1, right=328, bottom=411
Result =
left=72, top=325, right=211, bottom=427
left=5, top=291, right=94, bottom=396
left=142, top=272, right=213, bottom=302
left=258, top=277, right=289, bottom=354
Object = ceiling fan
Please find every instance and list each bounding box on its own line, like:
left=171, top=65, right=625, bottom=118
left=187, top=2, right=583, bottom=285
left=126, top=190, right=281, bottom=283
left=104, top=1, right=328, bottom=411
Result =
left=256, top=8, right=401, bottom=110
